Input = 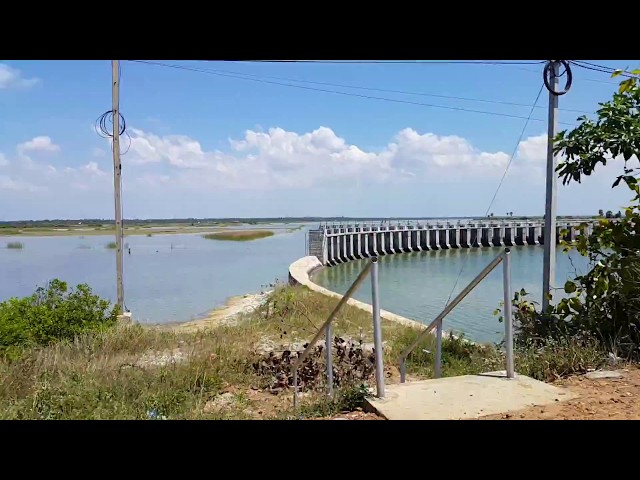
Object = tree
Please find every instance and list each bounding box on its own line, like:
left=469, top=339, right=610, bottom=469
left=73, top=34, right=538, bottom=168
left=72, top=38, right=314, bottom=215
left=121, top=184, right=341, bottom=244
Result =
left=543, top=67, right=640, bottom=355
left=605, top=210, right=614, bottom=218
left=615, top=211, right=623, bottom=218
left=598, top=209, right=604, bottom=217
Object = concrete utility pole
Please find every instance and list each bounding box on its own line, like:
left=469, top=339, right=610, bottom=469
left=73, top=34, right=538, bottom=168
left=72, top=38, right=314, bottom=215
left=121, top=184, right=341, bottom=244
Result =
left=111, top=60, right=124, bottom=312
left=542, top=61, right=560, bottom=312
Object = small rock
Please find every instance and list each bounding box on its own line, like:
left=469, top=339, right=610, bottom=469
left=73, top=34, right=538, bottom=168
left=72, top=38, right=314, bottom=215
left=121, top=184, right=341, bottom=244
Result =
left=607, top=352, right=623, bottom=365
left=585, top=370, right=623, bottom=380
left=204, top=392, right=235, bottom=413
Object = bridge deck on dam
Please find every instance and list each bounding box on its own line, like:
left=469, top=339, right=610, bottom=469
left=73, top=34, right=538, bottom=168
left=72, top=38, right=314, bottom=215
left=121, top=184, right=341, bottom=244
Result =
left=307, top=218, right=597, bottom=266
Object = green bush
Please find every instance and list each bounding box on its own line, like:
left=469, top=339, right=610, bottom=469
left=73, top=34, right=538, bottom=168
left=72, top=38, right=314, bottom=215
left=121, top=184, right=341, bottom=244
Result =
left=0, top=279, right=118, bottom=358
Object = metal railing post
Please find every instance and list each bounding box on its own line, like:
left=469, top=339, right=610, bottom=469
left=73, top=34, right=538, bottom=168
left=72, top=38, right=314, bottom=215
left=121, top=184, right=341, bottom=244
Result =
left=290, top=259, right=375, bottom=409
left=502, top=249, right=515, bottom=378
left=325, top=323, right=334, bottom=397
left=398, top=248, right=511, bottom=383
left=370, top=257, right=385, bottom=398
left=293, top=369, right=299, bottom=409
left=434, top=319, right=443, bottom=379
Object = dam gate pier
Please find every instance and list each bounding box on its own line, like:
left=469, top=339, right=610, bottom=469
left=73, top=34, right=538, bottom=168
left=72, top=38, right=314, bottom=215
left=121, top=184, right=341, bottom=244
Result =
left=307, top=218, right=597, bottom=266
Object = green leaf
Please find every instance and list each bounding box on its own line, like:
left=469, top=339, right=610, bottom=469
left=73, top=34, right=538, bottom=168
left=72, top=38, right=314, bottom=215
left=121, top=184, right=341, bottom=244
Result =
left=611, top=69, right=624, bottom=78
left=564, top=281, right=577, bottom=294
left=619, top=78, right=635, bottom=93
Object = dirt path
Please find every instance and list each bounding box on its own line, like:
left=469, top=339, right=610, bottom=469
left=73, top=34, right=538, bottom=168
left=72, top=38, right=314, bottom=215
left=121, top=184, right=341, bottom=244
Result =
left=480, top=366, right=640, bottom=420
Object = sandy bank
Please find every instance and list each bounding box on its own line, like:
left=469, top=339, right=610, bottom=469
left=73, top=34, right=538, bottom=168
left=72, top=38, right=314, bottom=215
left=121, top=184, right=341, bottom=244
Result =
left=175, top=291, right=272, bottom=332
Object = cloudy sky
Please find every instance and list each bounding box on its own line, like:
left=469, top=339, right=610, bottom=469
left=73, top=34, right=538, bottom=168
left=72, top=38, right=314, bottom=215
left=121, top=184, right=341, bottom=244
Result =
left=0, top=60, right=636, bottom=220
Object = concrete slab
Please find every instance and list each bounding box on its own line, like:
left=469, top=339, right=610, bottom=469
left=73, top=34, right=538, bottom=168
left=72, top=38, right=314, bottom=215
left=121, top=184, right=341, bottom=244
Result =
left=366, top=371, right=577, bottom=420
left=585, top=370, right=623, bottom=380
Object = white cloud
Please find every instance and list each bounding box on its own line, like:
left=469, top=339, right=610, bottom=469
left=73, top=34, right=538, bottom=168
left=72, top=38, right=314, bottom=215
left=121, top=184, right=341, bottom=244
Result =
left=81, top=161, right=107, bottom=176
left=0, top=175, right=41, bottom=192
left=17, top=136, right=60, bottom=155
left=0, top=153, right=8, bottom=167
left=0, top=63, right=39, bottom=90
left=1, top=125, right=634, bottom=219
left=127, top=126, right=534, bottom=191
left=517, top=134, right=547, bottom=163
left=128, top=128, right=210, bottom=168
left=92, top=147, right=107, bottom=158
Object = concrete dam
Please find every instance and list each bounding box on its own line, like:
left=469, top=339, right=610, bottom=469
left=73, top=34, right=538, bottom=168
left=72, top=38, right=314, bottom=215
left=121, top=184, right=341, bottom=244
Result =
left=307, top=218, right=597, bottom=266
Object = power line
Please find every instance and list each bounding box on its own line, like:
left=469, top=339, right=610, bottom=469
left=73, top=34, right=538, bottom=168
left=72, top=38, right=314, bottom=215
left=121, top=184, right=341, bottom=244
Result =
left=128, top=60, right=579, bottom=127
left=191, top=61, right=591, bottom=114
left=441, top=84, right=545, bottom=309
left=570, top=60, right=640, bottom=79
left=484, top=85, right=545, bottom=216
left=573, top=60, right=638, bottom=76
left=232, top=60, right=547, bottom=65
left=499, top=63, right=621, bottom=86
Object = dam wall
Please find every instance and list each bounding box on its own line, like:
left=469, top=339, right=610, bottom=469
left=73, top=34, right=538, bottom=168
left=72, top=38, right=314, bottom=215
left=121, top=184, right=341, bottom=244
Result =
left=307, top=218, right=596, bottom=266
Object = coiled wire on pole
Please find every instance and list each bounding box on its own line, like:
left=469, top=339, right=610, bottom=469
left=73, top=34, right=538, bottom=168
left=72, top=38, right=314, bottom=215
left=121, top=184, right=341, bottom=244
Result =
left=95, top=110, right=131, bottom=154
left=543, top=60, right=572, bottom=95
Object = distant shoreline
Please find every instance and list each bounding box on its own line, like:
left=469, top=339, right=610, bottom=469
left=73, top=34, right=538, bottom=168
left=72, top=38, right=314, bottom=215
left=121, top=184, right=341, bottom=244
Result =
left=0, top=224, right=301, bottom=238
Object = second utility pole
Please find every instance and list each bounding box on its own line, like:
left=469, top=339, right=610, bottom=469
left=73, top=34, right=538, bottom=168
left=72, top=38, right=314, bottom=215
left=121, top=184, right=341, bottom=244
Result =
left=112, top=60, right=124, bottom=312
left=542, top=61, right=560, bottom=312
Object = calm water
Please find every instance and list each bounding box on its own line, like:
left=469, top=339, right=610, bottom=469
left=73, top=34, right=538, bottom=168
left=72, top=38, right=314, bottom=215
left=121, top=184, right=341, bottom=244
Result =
left=312, top=246, right=591, bottom=344
left=0, top=224, right=308, bottom=324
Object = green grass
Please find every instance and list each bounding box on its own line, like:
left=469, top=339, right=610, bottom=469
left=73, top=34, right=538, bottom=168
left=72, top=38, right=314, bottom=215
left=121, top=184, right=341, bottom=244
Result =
left=105, top=242, right=117, bottom=249
left=0, top=284, right=612, bottom=420
left=6, top=242, right=24, bottom=249
left=202, top=230, right=274, bottom=242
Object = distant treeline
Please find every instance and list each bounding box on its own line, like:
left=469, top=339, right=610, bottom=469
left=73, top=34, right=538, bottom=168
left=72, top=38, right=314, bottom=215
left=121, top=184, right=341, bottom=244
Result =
left=0, top=215, right=597, bottom=229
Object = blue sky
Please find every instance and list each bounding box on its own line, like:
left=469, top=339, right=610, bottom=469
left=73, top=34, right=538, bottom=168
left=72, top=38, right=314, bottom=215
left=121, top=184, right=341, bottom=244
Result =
left=0, top=59, right=637, bottom=220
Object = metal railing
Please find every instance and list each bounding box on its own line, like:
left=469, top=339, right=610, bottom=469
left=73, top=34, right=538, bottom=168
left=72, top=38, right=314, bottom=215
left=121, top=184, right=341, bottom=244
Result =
left=398, top=248, right=514, bottom=382
left=291, top=257, right=384, bottom=408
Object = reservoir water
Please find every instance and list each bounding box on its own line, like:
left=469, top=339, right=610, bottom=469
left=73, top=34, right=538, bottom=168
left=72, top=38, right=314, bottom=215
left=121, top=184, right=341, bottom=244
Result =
left=0, top=224, right=308, bottom=324
left=1, top=227, right=590, bottom=341
left=312, top=246, right=590, bottom=344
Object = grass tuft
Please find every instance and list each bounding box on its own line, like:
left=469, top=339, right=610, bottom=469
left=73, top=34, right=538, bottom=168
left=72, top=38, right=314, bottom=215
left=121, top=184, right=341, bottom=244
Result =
left=6, top=242, right=24, bottom=249
left=203, top=230, right=274, bottom=242
left=105, top=242, right=117, bottom=249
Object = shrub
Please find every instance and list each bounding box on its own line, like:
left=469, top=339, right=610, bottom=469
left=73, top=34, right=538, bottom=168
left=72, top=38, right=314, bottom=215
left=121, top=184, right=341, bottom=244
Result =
left=0, top=279, right=118, bottom=358
left=6, top=242, right=23, bottom=249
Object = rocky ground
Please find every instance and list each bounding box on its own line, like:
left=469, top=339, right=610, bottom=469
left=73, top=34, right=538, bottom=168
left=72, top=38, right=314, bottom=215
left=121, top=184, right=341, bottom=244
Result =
left=317, top=367, right=640, bottom=421
left=479, top=366, right=640, bottom=420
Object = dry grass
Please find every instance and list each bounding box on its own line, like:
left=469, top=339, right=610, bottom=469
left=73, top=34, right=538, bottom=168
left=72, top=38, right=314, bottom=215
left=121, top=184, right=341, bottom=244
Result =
left=202, top=230, right=274, bottom=242
left=0, top=285, right=392, bottom=420
left=0, top=284, right=611, bottom=420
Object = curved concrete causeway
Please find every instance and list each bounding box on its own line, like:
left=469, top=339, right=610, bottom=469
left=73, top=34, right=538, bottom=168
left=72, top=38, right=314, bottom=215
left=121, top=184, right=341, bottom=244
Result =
left=288, top=255, right=422, bottom=329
